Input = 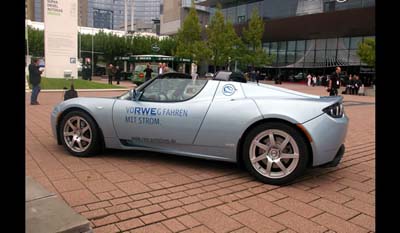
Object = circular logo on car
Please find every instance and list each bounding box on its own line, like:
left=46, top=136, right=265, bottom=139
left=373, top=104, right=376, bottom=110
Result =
left=222, top=84, right=236, bottom=96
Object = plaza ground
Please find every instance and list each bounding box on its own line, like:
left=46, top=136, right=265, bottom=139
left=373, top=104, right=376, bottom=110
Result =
left=26, top=83, right=375, bottom=233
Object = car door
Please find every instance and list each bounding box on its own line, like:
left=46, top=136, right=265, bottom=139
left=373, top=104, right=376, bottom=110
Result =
left=112, top=74, right=218, bottom=150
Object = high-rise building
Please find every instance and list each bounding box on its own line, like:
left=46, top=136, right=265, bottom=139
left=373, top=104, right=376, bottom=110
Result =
left=201, top=0, right=375, bottom=79
left=88, top=0, right=160, bottom=30
left=160, top=0, right=209, bottom=35
left=27, top=0, right=161, bottom=31
left=79, top=0, right=89, bottom=27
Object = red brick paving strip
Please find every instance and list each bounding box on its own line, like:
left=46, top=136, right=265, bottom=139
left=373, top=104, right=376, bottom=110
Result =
left=312, top=212, right=369, bottom=233
left=232, top=209, right=285, bottom=232
left=191, top=208, right=243, bottom=233
left=272, top=211, right=327, bottom=233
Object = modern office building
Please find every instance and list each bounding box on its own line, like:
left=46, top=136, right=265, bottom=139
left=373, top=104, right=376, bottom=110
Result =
left=27, top=0, right=161, bottom=32
left=88, top=0, right=160, bottom=30
left=160, top=0, right=209, bottom=35
left=201, top=0, right=375, bottom=80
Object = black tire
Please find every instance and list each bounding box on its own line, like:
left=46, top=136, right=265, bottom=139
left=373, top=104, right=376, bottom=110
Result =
left=59, top=110, right=101, bottom=157
left=242, top=122, right=309, bottom=185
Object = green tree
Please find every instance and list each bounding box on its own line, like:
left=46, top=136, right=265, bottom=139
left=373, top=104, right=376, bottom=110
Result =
left=27, top=26, right=44, bottom=57
left=175, top=1, right=209, bottom=63
left=357, top=38, right=375, bottom=67
left=206, top=6, right=241, bottom=72
left=241, top=9, right=273, bottom=68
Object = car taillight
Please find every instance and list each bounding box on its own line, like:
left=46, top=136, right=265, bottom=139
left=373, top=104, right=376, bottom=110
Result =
left=323, top=102, right=344, bottom=118
left=139, top=73, right=144, bottom=78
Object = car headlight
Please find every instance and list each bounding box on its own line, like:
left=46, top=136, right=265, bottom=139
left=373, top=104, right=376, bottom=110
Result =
left=323, top=102, right=344, bottom=118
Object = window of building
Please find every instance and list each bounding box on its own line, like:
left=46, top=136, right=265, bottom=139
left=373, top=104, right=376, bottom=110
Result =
left=336, top=49, right=349, bottom=64
left=315, top=39, right=326, bottom=50
left=323, top=1, right=336, bottom=12
left=286, top=51, right=296, bottom=64
left=287, top=41, right=296, bottom=51
left=304, top=50, right=315, bottom=63
left=350, top=37, right=363, bottom=49
left=238, top=16, right=246, bottom=23
left=277, top=50, right=287, bottom=65
left=326, top=38, right=338, bottom=50
left=295, top=50, right=305, bottom=62
left=278, top=41, right=287, bottom=51
left=337, top=37, right=350, bottom=50
left=263, top=43, right=271, bottom=55
left=306, top=39, right=316, bottom=50
left=296, top=40, right=306, bottom=51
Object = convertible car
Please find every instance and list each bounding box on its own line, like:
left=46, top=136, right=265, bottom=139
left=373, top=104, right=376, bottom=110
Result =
left=51, top=72, right=348, bottom=184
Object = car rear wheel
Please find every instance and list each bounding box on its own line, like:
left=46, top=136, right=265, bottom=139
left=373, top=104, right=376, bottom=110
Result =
left=242, top=122, right=309, bottom=185
left=60, top=111, right=101, bottom=157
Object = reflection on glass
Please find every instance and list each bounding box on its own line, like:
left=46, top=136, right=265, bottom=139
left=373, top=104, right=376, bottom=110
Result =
left=287, top=41, right=296, bottom=51
left=326, top=38, right=338, bottom=50
left=306, top=39, right=315, bottom=50
left=350, top=37, right=363, bottom=49
left=278, top=41, right=287, bottom=50
left=316, top=39, right=326, bottom=50
left=296, top=40, right=306, bottom=51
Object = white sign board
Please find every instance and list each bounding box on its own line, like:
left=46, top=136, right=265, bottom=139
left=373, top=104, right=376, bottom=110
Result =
left=44, top=0, right=78, bottom=79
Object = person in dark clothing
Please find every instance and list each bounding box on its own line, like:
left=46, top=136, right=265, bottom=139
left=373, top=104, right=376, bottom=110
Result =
left=354, top=75, right=362, bottom=95
left=29, top=58, right=43, bottom=105
left=64, top=84, right=78, bottom=101
left=115, top=66, right=121, bottom=85
left=106, top=63, right=114, bottom=84
left=144, top=64, right=153, bottom=82
left=328, top=66, right=341, bottom=96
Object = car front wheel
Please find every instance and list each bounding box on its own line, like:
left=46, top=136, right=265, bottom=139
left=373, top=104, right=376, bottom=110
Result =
left=242, top=122, right=309, bottom=185
left=60, top=111, right=101, bottom=157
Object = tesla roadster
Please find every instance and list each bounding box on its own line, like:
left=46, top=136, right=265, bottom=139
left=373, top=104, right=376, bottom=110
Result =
left=51, top=72, right=348, bottom=184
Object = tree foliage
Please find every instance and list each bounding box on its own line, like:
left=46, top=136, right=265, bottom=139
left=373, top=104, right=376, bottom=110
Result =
left=357, top=38, right=375, bottom=67
left=175, top=1, right=210, bottom=64
left=240, top=9, right=273, bottom=68
left=26, top=26, right=177, bottom=65
left=206, top=6, right=241, bottom=72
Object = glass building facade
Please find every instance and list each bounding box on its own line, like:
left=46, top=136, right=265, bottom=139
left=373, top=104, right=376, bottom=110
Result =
left=211, top=0, right=375, bottom=24
left=263, top=35, right=375, bottom=68
left=205, top=0, right=375, bottom=75
left=34, top=0, right=43, bottom=22
left=88, top=0, right=161, bottom=29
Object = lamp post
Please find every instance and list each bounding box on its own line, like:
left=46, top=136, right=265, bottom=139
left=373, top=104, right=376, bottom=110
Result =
left=131, top=0, right=134, bottom=32
left=92, top=28, right=94, bottom=77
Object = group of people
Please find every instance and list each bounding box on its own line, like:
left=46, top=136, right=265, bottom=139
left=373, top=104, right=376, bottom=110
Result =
left=306, top=74, right=324, bottom=87
left=106, top=64, right=122, bottom=85
left=158, top=62, right=170, bottom=75
left=344, top=74, right=363, bottom=95
left=305, top=67, right=364, bottom=96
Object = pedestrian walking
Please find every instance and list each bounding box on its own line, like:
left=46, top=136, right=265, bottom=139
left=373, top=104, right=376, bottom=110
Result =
left=144, top=63, right=153, bottom=82
left=115, top=66, right=121, bottom=85
left=106, top=63, right=114, bottom=84
left=29, top=58, right=43, bottom=105
left=158, top=63, right=163, bottom=75
left=328, top=67, right=341, bottom=96
left=312, top=75, right=317, bottom=87
left=354, top=75, right=363, bottom=95
left=307, top=74, right=312, bottom=86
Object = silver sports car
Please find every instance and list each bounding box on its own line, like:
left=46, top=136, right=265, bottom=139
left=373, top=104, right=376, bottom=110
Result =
left=51, top=72, right=348, bottom=184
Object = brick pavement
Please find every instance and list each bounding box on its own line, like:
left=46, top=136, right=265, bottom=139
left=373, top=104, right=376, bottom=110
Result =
left=26, top=84, right=375, bottom=233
